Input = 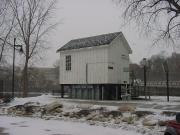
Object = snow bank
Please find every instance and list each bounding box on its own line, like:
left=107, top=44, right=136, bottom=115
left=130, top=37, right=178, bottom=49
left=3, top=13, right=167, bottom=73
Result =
left=1, top=94, right=179, bottom=135
left=10, top=94, right=56, bottom=106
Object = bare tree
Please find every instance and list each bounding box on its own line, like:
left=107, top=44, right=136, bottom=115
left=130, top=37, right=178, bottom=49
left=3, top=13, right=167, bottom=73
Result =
left=114, top=0, right=180, bottom=45
left=53, top=59, right=60, bottom=70
left=53, top=59, right=60, bottom=80
left=0, top=0, right=15, bottom=65
left=9, top=0, right=57, bottom=97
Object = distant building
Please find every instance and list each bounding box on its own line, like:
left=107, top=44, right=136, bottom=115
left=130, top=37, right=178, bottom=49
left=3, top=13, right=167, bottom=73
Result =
left=57, top=32, right=132, bottom=100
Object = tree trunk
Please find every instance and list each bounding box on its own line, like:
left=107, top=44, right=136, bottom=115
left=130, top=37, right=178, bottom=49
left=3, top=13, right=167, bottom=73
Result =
left=22, top=60, right=28, bottom=97
left=22, top=45, right=29, bottom=97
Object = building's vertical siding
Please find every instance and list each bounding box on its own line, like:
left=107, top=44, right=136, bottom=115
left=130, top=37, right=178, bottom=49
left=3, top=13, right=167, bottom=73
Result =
left=108, top=34, right=130, bottom=84
left=87, top=62, right=108, bottom=84
left=59, top=46, right=109, bottom=84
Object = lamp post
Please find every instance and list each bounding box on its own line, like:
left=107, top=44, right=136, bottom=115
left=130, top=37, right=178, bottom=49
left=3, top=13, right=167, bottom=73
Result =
left=142, top=58, right=147, bottom=100
left=12, top=38, right=23, bottom=99
left=162, top=60, right=169, bottom=102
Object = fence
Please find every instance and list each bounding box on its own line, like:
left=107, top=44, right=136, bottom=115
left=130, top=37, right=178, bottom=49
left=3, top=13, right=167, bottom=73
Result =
left=139, top=81, right=180, bottom=88
left=134, top=81, right=180, bottom=96
left=0, top=80, right=61, bottom=97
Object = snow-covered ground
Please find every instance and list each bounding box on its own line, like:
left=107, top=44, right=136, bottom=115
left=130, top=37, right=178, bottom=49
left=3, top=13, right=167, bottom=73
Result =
left=3, top=94, right=180, bottom=111
left=0, top=94, right=179, bottom=135
left=0, top=116, right=142, bottom=135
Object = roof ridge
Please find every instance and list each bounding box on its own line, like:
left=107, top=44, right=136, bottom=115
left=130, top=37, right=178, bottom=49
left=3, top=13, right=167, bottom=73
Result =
left=70, top=32, right=121, bottom=41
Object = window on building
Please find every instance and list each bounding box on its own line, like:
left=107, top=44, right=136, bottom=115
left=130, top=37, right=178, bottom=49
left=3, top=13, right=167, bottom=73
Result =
left=65, top=55, right=71, bottom=71
left=108, top=66, right=113, bottom=69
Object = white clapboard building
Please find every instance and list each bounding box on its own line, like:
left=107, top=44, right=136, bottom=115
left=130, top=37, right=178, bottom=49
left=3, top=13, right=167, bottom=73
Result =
left=57, top=32, right=132, bottom=100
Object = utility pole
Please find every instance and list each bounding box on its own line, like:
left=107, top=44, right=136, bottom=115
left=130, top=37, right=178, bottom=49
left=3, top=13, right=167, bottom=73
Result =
left=166, top=71, right=169, bottom=102
left=144, top=65, right=147, bottom=100
left=142, top=58, right=147, bottom=100
left=12, top=38, right=16, bottom=99
left=162, top=60, right=169, bottom=102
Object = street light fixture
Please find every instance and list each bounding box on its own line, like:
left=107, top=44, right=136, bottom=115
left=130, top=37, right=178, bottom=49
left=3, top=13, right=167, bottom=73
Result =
left=12, top=38, right=23, bottom=99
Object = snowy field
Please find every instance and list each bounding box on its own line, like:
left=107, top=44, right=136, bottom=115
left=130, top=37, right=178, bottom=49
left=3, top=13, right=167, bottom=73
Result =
left=0, top=116, right=142, bottom=135
left=0, top=94, right=179, bottom=135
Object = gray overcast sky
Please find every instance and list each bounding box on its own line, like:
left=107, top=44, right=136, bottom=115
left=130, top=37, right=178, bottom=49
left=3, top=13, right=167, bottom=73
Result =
left=41, top=0, right=176, bottom=67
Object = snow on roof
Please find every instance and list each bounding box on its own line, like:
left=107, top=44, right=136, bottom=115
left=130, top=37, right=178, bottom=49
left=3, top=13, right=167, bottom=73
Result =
left=57, top=32, right=121, bottom=52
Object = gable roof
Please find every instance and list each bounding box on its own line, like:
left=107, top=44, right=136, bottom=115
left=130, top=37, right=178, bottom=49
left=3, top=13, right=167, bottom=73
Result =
left=57, top=32, right=121, bottom=52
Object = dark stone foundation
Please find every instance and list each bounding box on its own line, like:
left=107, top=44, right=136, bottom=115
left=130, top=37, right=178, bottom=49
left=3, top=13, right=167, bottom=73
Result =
left=61, top=84, right=129, bottom=100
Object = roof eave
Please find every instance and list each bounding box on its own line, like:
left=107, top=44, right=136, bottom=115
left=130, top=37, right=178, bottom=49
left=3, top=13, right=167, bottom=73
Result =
left=57, top=44, right=110, bottom=53
left=56, top=49, right=61, bottom=53
left=129, top=49, right=133, bottom=54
